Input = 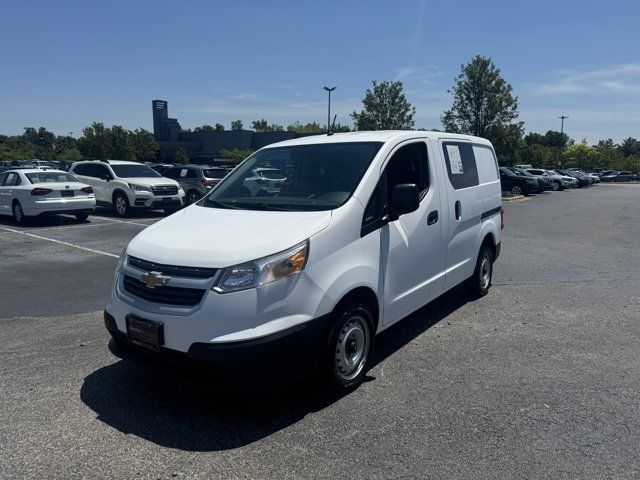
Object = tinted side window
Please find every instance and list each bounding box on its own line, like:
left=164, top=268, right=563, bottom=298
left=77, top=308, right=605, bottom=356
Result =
left=5, top=172, right=21, bottom=186
left=185, top=169, right=197, bottom=178
left=361, top=176, right=387, bottom=237
left=73, top=164, right=87, bottom=176
left=94, top=164, right=110, bottom=178
left=385, top=142, right=429, bottom=204
left=163, top=168, right=179, bottom=179
left=442, top=142, right=479, bottom=190
left=0, top=173, right=7, bottom=185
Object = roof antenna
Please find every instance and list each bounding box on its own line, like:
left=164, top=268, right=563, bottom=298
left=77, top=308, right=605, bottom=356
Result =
left=328, top=114, right=337, bottom=136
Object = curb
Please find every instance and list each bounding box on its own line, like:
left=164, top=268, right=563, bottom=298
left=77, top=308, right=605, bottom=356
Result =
left=502, top=195, right=526, bottom=202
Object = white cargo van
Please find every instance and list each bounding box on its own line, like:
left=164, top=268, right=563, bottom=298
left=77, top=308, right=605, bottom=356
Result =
left=105, top=131, right=503, bottom=390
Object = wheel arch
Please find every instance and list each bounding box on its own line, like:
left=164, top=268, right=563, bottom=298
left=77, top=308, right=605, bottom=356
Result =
left=331, top=286, right=380, bottom=335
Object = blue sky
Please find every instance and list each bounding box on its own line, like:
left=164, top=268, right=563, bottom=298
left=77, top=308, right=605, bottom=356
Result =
left=1, top=0, right=638, bottom=143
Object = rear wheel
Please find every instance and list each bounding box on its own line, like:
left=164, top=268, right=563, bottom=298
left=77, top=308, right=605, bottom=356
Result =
left=552, top=181, right=560, bottom=191
left=113, top=193, right=129, bottom=217
left=510, top=185, right=522, bottom=196
left=75, top=213, right=89, bottom=222
left=323, top=303, right=374, bottom=392
left=12, top=201, right=26, bottom=225
left=465, top=244, right=494, bottom=298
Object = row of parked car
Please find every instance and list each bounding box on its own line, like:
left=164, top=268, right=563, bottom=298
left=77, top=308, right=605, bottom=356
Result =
left=0, top=160, right=235, bottom=224
left=497, top=166, right=624, bottom=196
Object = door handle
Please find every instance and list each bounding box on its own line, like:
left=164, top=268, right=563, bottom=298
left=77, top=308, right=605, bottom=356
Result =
left=427, top=210, right=438, bottom=225
left=454, top=200, right=462, bottom=220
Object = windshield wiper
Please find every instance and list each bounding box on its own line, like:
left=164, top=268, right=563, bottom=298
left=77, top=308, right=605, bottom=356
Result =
left=205, top=199, right=242, bottom=209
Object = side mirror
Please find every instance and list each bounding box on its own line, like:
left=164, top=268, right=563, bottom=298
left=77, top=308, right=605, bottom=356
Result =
left=100, top=174, right=111, bottom=181
left=387, top=184, right=419, bottom=221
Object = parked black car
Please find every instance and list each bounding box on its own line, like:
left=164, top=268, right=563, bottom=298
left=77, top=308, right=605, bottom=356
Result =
left=499, top=167, right=539, bottom=195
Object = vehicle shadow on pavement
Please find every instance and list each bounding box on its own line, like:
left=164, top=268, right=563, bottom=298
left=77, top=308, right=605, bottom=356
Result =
left=79, top=287, right=470, bottom=451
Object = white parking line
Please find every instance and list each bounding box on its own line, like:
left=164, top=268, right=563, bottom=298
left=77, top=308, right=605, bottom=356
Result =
left=92, top=216, right=159, bottom=227
left=0, top=226, right=120, bottom=259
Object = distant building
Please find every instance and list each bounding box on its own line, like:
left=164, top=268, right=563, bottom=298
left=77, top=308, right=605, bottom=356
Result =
left=152, top=100, right=311, bottom=163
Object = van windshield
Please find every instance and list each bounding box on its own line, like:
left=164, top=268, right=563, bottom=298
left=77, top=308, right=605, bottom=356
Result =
left=201, top=142, right=383, bottom=211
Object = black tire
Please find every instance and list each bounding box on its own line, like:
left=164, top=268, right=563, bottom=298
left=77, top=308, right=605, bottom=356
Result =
left=12, top=201, right=27, bottom=225
left=75, top=213, right=89, bottom=222
left=323, top=303, right=374, bottom=392
left=186, top=190, right=201, bottom=205
left=113, top=193, right=129, bottom=217
left=510, top=185, right=522, bottom=196
left=464, top=244, right=494, bottom=298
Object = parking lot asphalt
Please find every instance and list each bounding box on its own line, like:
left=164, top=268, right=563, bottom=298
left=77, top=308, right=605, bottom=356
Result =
left=1, top=184, right=639, bottom=479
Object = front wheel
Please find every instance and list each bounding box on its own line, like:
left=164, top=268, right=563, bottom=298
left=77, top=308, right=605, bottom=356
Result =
left=323, top=303, right=374, bottom=392
left=465, top=244, right=494, bottom=298
left=75, top=213, right=89, bottom=222
left=113, top=193, right=129, bottom=217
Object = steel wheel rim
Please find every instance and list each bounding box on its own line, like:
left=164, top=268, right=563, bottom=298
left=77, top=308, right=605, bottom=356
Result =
left=116, top=197, right=127, bottom=214
left=14, top=204, right=23, bottom=222
left=512, top=186, right=521, bottom=195
left=334, top=316, right=370, bottom=381
left=480, top=254, right=492, bottom=289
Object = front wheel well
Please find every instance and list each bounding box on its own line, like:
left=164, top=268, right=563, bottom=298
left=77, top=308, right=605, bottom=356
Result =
left=112, top=189, right=128, bottom=203
left=332, top=287, right=380, bottom=334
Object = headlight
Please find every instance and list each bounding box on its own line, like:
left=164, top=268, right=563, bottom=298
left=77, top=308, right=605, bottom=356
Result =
left=213, top=241, right=309, bottom=293
left=115, top=247, right=127, bottom=273
left=128, top=183, right=151, bottom=192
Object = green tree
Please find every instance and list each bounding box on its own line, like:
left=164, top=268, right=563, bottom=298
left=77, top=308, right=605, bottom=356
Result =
left=106, top=125, right=135, bottom=160
left=194, top=125, right=215, bottom=132
left=596, top=138, right=617, bottom=150
left=218, top=148, right=253, bottom=164
left=58, top=148, right=83, bottom=161
left=214, top=123, right=225, bottom=131
left=175, top=148, right=189, bottom=164
left=619, top=137, right=640, bottom=157
left=231, top=120, right=243, bottom=131
left=351, top=80, right=415, bottom=130
left=442, top=56, right=520, bottom=140
left=77, top=122, right=109, bottom=159
left=562, top=141, right=600, bottom=170
left=487, top=122, right=524, bottom=165
left=252, top=119, right=268, bottom=132
left=129, top=128, right=159, bottom=162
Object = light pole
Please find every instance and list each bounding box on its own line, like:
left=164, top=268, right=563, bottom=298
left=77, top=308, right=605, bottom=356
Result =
left=323, top=86, right=336, bottom=134
left=558, top=115, right=569, bottom=167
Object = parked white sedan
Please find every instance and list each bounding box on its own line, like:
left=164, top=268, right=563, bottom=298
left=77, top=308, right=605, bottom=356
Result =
left=0, top=169, right=96, bottom=224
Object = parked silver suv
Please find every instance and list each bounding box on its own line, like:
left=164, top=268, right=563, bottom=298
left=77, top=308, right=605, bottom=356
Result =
left=163, top=165, right=231, bottom=204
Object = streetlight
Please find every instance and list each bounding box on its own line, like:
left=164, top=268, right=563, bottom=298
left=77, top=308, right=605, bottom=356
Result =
left=557, top=115, right=569, bottom=167
left=323, top=86, right=336, bottom=134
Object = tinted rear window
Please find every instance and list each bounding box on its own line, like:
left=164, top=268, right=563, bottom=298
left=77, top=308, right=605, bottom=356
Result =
left=203, top=169, right=228, bottom=179
left=442, top=142, right=479, bottom=189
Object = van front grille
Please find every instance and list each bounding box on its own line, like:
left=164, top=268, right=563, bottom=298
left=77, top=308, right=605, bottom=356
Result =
left=123, top=275, right=206, bottom=306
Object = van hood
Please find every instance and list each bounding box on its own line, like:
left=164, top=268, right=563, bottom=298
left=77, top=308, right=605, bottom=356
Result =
left=126, top=204, right=332, bottom=268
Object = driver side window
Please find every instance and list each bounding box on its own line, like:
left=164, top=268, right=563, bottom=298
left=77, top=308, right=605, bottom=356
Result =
left=361, top=142, right=429, bottom=237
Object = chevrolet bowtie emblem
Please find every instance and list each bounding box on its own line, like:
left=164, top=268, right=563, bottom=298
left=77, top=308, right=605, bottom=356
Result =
left=139, top=271, right=170, bottom=289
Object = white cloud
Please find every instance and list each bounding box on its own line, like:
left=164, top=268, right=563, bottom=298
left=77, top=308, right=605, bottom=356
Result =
left=528, top=63, right=640, bottom=96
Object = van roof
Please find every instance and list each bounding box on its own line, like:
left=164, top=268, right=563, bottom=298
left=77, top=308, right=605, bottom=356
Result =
left=262, top=130, right=493, bottom=149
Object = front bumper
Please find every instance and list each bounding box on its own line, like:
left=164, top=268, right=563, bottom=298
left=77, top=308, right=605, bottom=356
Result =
left=130, top=191, right=185, bottom=209
left=104, top=309, right=330, bottom=379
